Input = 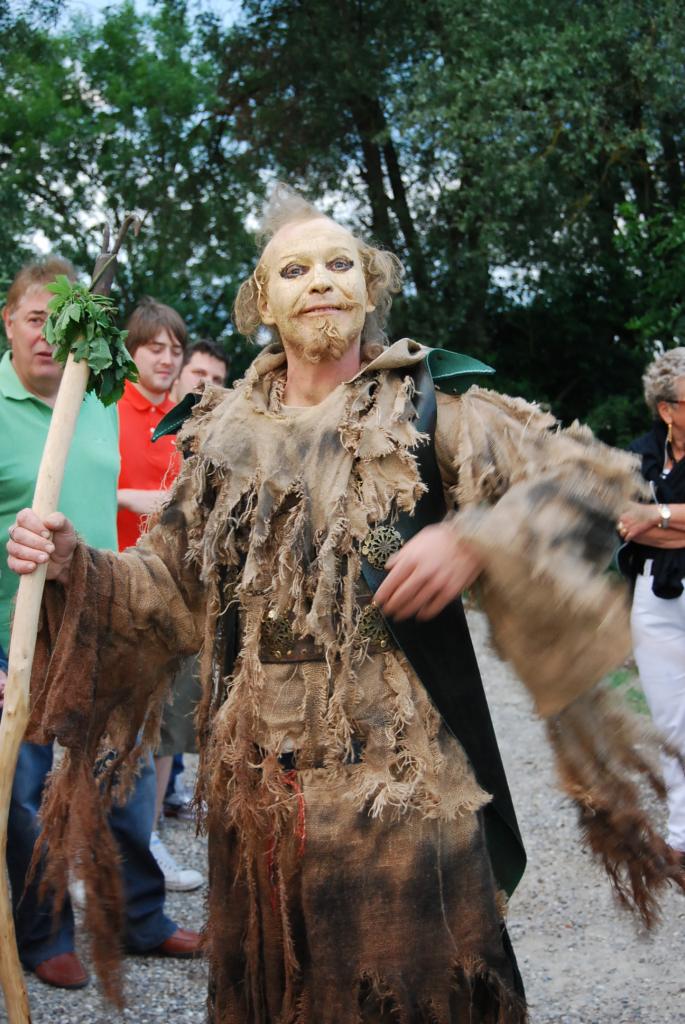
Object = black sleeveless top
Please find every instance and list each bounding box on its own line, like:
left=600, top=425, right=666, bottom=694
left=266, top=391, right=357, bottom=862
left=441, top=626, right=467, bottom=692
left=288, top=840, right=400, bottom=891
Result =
left=618, top=420, right=685, bottom=598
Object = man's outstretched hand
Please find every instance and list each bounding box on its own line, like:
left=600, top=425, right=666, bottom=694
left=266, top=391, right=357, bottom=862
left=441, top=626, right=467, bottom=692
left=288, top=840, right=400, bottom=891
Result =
left=374, top=523, right=483, bottom=622
left=7, top=508, right=77, bottom=585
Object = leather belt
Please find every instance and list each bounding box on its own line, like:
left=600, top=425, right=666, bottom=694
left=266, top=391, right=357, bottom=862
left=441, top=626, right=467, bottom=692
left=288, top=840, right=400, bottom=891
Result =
left=259, top=592, right=395, bottom=663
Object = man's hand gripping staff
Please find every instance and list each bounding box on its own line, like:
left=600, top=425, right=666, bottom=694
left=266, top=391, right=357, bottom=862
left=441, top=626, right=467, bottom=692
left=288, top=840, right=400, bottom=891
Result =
left=0, top=216, right=139, bottom=1024
left=7, top=512, right=76, bottom=583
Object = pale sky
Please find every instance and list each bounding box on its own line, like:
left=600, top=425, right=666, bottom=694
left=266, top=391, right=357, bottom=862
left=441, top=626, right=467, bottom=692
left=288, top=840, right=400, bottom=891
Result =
left=56, top=0, right=239, bottom=26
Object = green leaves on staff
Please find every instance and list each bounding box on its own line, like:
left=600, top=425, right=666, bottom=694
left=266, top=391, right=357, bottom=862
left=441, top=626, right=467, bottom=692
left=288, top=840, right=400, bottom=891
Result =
left=45, top=275, right=138, bottom=405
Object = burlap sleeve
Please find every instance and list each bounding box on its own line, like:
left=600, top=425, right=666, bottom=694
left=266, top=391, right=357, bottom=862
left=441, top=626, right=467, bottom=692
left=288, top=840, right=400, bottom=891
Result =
left=19, top=397, right=233, bottom=1003
left=434, top=386, right=642, bottom=717
left=28, top=451, right=207, bottom=759
left=433, top=389, right=685, bottom=926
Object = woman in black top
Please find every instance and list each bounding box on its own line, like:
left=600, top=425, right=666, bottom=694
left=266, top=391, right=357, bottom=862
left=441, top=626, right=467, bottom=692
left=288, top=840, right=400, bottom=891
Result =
left=618, top=348, right=685, bottom=864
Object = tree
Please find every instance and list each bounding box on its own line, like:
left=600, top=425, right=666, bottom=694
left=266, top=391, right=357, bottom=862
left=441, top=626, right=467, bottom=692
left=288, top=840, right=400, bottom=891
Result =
left=0, top=0, right=256, bottom=370
left=2, top=0, right=684, bottom=440
left=617, top=201, right=685, bottom=347
left=386, top=0, right=684, bottom=434
left=206, top=0, right=685, bottom=435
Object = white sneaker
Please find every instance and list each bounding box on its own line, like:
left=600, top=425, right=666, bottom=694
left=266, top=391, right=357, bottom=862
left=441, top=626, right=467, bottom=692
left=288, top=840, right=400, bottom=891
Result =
left=150, top=831, right=203, bottom=892
left=69, top=878, right=86, bottom=910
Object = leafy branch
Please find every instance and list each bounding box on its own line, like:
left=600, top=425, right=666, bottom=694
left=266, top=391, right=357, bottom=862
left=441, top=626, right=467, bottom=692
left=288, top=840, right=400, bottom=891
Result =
left=45, top=275, right=138, bottom=405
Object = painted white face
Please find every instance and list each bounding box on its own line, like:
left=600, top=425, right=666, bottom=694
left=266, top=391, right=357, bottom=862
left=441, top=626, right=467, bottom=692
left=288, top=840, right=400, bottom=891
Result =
left=258, top=217, right=375, bottom=363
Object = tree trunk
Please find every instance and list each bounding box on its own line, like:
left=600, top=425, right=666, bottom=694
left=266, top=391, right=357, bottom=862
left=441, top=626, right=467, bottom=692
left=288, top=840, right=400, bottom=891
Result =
left=350, top=94, right=428, bottom=291
left=383, top=136, right=429, bottom=293
left=357, top=133, right=394, bottom=249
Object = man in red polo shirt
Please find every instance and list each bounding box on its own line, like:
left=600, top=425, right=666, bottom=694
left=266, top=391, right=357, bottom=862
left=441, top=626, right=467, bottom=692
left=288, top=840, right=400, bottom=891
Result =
left=117, top=299, right=185, bottom=550
left=118, top=298, right=203, bottom=892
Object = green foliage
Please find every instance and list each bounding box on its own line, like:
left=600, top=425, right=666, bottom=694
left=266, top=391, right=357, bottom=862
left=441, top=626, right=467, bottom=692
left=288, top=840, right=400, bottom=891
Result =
left=206, top=0, right=685, bottom=432
left=2, top=0, right=685, bottom=436
left=616, top=201, right=685, bottom=347
left=0, top=0, right=255, bottom=372
left=46, top=275, right=138, bottom=405
left=584, top=394, right=650, bottom=449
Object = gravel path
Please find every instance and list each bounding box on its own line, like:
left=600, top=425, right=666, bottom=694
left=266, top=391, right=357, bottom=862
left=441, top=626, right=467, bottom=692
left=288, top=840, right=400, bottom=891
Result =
left=3, top=608, right=683, bottom=1022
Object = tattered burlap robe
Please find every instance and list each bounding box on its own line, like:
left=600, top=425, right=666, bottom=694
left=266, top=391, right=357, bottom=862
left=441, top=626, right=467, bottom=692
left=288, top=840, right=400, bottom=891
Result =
left=206, top=766, right=524, bottom=1024
left=27, top=341, right=685, bottom=1018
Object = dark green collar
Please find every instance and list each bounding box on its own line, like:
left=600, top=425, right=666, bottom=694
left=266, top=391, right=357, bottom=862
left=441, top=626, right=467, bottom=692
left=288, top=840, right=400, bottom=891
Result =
left=152, top=391, right=200, bottom=441
left=152, top=345, right=495, bottom=442
left=425, top=347, right=494, bottom=394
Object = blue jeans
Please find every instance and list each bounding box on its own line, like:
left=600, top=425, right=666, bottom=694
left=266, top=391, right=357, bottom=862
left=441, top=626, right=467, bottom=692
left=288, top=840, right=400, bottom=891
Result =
left=166, top=752, right=185, bottom=799
left=8, top=740, right=177, bottom=968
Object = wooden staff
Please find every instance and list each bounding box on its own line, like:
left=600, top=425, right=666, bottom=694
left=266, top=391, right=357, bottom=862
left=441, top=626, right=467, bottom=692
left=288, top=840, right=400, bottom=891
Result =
left=0, top=217, right=139, bottom=1023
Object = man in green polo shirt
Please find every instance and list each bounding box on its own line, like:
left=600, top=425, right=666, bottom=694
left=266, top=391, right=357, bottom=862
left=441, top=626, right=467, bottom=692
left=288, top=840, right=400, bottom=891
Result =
left=0, top=289, right=120, bottom=648
left=1, top=257, right=201, bottom=990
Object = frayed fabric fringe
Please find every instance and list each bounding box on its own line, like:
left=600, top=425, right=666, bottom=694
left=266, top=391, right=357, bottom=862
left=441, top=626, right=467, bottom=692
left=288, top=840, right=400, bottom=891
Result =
left=28, top=751, right=126, bottom=1005
left=207, top=961, right=528, bottom=1024
left=547, top=688, right=685, bottom=928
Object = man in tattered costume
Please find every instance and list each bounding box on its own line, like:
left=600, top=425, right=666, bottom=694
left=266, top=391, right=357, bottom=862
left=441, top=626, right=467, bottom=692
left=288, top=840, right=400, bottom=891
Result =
left=9, top=187, right=685, bottom=1023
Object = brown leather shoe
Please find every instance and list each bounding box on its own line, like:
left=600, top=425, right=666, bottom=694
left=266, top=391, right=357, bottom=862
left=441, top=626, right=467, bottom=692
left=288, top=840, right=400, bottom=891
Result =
left=151, top=927, right=202, bottom=959
left=33, top=952, right=89, bottom=989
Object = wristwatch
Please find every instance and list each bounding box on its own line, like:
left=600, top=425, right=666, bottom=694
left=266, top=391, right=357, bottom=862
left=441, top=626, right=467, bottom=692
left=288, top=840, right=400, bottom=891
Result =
left=658, top=504, right=672, bottom=529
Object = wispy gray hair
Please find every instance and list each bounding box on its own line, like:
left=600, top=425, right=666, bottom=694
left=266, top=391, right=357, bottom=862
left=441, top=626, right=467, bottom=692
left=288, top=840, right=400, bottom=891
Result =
left=643, top=347, right=685, bottom=416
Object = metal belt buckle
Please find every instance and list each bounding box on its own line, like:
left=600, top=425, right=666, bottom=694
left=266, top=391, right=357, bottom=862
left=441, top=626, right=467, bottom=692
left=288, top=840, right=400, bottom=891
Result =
left=357, top=603, right=392, bottom=651
left=261, top=610, right=296, bottom=660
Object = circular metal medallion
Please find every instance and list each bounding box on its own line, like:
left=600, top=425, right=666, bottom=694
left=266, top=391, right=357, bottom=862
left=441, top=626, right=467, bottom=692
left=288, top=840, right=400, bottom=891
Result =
left=361, top=525, right=403, bottom=570
left=357, top=604, right=392, bottom=649
left=261, top=614, right=296, bottom=659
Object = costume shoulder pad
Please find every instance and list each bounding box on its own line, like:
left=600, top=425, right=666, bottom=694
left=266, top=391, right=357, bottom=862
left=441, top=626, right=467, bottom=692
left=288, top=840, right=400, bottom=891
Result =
left=152, top=383, right=229, bottom=442
left=152, top=392, right=200, bottom=441
left=425, top=347, right=494, bottom=394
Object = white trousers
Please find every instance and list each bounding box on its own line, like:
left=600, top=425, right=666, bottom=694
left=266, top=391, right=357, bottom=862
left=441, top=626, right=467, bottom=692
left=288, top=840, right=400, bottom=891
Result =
left=631, top=572, right=685, bottom=851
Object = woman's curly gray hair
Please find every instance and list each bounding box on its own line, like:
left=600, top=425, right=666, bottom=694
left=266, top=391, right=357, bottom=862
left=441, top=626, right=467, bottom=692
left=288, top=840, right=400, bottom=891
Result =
left=643, top=347, right=685, bottom=416
left=234, top=183, right=404, bottom=356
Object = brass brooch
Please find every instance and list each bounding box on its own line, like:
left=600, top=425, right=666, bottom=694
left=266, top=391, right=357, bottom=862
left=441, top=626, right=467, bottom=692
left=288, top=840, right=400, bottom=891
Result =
left=261, top=610, right=296, bottom=660
left=357, top=603, right=392, bottom=650
left=361, top=524, right=403, bottom=570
